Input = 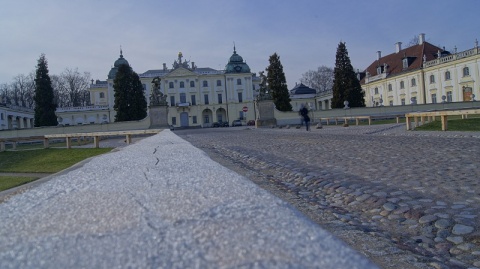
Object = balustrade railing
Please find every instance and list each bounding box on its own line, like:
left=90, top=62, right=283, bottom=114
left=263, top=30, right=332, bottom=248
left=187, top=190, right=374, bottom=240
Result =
left=423, top=47, right=479, bottom=68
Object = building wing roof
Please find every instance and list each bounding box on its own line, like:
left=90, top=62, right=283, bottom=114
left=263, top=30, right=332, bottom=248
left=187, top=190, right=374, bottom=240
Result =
left=361, top=42, right=444, bottom=84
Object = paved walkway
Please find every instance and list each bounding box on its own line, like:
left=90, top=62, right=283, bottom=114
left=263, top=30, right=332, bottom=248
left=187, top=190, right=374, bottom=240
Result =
left=0, top=130, right=376, bottom=269
left=176, top=124, right=480, bottom=269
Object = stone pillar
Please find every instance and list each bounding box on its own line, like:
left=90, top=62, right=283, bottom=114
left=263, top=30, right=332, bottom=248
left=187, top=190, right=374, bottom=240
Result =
left=149, top=105, right=169, bottom=128
left=254, top=100, right=276, bottom=127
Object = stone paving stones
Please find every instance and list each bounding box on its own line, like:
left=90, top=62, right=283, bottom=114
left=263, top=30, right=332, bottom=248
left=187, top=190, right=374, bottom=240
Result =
left=178, top=124, right=480, bottom=269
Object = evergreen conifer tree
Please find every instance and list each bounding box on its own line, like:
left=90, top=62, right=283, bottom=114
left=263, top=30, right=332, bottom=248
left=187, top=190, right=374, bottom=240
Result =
left=113, top=64, right=147, bottom=121
left=266, top=53, right=292, bottom=111
left=331, top=42, right=365, bottom=108
left=34, top=54, right=57, bottom=127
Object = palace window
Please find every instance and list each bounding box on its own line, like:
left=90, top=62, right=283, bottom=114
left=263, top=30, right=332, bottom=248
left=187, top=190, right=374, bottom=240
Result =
left=237, top=79, right=242, bottom=85
left=445, top=71, right=451, bottom=80
left=463, top=67, right=470, bottom=77
left=216, top=80, right=222, bottom=86
left=204, top=94, right=209, bottom=104
left=431, top=94, right=437, bottom=104
left=180, top=93, right=186, bottom=103
left=238, top=92, right=243, bottom=103
left=190, top=81, right=195, bottom=87
left=388, top=84, right=392, bottom=91
left=402, top=58, right=408, bottom=69
left=169, top=82, right=174, bottom=88
left=389, top=100, right=393, bottom=106
left=204, top=115, right=210, bottom=124
left=171, top=117, right=176, bottom=125
left=180, top=82, right=185, bottom=88
left=429, top=75, right=435, bottom=84
left=170, top=96, right=175, bottom=106
left=411, top=97, right=417, bottom=104
left=218, top=93, right=222, bottom=104
left=191, top=95, right=196, bottom=105
left=374, top=87, right=378, bottom=95
left=203, top=80, right=208, bottom=87
left=192, top=116, right=197, bottom=124
left=401, top=98, right=405, bottom=105
left=411, top=78, right=416, bottom=86
left=447, top=91, right=453, bottom=102
left=99, top=92, right=105, bottom=98
left=400, top=81, right=405, bottom=89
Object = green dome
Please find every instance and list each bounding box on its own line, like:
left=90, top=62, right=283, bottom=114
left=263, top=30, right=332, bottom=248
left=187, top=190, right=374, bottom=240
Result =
left=108, top=50, right=130, bottom=79
left=225, top=46, right=251, bottom=73
left=114, top=54, right=129, bottom=67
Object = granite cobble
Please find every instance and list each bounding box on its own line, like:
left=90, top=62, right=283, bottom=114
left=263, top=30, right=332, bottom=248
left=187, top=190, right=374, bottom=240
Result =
left=177, top=124, right=480, bottom=269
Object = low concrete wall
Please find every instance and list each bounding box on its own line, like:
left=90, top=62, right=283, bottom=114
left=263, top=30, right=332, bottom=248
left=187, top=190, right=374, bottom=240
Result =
left=0, top=116, right=152, bottom=139
left=274, top=101, right=480, bottom=126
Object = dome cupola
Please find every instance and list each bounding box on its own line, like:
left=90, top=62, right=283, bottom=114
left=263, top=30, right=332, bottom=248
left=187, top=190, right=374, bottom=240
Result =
left=108, top=48, right=131, bottom=79
left=225, top=45, right=251, bottom=73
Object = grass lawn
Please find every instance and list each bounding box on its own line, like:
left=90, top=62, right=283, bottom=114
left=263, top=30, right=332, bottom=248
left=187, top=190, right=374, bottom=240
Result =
left=415, top=117, right=480, bottom=131
left=0, top=176, right=38, bottom=192
left=0, top=148, right=113, bottom=173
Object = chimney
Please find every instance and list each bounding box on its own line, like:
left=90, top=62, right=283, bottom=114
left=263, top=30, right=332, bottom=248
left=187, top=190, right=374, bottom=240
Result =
left=377, top=51, right=382, bottom=60
left=163, top=63, right=167, bottom=70
left=419, top=33, right=425, bottom=45
left=395, top=42, right=402, bottom=53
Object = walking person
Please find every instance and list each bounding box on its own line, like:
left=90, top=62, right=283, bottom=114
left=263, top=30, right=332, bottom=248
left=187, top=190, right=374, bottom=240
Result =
left=299, top=104, right=310, bottom=131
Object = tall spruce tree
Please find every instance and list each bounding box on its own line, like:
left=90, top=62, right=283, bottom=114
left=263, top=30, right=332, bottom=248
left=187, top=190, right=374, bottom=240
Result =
left=331, top=42, right=365, bottom=108
left=266, top=53, right=292, bottom=111
left=113, top=64, right=147, bottom=122
left=34, top=54, right=57, bottom=126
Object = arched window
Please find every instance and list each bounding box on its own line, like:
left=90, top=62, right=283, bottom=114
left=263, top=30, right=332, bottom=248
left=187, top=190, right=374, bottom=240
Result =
left=411, top=78, right=416, bottom=86
left=190, top=81, right=195, bottom=87
left=429, top=75, right=435, bottom=84
left=445, top=71, right=451, bottom=80
left=463, top=67, right=470, bottom=77
left=203, top=80, right=208, bottom=87
left=374, top=87, right=378, bottom=94
left=180, top=81, right=185, bottom=88
left=169, top=82, right=174, bottom=88
left=99, top=92, right=105, bottom=98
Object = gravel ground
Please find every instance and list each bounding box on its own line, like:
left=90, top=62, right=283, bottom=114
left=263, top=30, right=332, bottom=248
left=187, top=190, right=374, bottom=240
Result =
left=176, top=124, right=480, bottom=269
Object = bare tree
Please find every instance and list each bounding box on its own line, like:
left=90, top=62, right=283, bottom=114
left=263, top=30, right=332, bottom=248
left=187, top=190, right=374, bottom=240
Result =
left=51, top=74, right=68, bottom=107
left=406, top=35, right=419, bottom=48
left=300, top=65, right=334, bottom=94
left=11, top=74, right=35, bottom=108
left=57, top=68, right=91, bottom=107
left=0, top=83, right=9, bottom=104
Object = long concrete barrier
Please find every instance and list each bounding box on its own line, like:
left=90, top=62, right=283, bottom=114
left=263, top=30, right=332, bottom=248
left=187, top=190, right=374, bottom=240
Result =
left=0, top=130, right=377, bottom=268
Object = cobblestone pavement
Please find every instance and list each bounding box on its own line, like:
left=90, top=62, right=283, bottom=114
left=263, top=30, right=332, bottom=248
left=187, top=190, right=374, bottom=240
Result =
left=176, top=124, right=480, bottom=269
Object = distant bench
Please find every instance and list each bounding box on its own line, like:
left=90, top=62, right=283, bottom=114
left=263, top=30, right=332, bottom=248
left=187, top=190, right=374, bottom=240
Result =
left=0, top=136, right=45, bottom=151
left=405, top=109, right=480, bottom=131
left=0, top=129, right=163, bottom=152
left=44, top=129, right=164, bottom=149
left=319, top=115, right=404, bottom=126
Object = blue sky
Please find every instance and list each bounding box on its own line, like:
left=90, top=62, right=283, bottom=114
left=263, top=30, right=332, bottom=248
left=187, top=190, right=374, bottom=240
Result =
left=1, top=0, right=479, bottom=89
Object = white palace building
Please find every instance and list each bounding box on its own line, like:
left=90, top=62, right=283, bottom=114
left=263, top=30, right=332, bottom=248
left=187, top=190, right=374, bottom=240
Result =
left=362, top=33, right=479, bottom=107
left=56, top=47, right=261, bottom=128
left=2, top=34, right=478, bottom=131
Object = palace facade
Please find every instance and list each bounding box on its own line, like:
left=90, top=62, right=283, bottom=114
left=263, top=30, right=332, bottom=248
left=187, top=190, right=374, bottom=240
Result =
left=56, top=47, right=260, bottom=128
left=362, top=33, right=479, bottom=107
